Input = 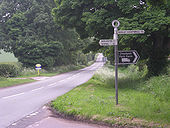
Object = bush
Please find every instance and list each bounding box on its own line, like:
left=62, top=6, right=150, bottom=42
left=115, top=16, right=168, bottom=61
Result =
left=140, top=75, right=170, bottom=102
left=0, top=64, right=21, bottom=77
left=20, top=67, right=48, bottom=76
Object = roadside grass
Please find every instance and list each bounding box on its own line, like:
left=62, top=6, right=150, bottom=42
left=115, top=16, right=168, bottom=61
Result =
left=51, top=65, right=170, bottom=127
left=18, top=64, right=86, bottom=78
left=0, top=77, right=35, bottom=88
left=0, top=64, right=87, bottom=88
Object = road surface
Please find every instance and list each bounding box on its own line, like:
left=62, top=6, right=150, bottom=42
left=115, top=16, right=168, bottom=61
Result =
left=0, top=54, right=105, bottom=128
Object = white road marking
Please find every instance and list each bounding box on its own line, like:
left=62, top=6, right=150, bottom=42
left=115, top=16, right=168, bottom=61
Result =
left=72, top=73, right=81, bottom=77
left=65, top=72, right=83, bottom=80
left=2, top=93, right=24, bottom=99
left=42, top=106, right=47, bottom=109
left=48, top=83, right=57, bottom=87
left=0, top=64, right=102, bottom=100
left=31, top=87, right=44, bottom=92
left=58, top=79, right=65, bottom=83
left=11, top=123, right=17, bottom=126
left=31, top=112, right=38, bottom=116
left=66, top=77, right=72, bottom=80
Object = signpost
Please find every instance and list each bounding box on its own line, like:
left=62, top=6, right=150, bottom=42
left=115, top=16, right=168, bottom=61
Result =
left=99, top=20, right=144, bottom=105
left=118, top=50, right=140, bottom=64
left=118, top=30, right=145, bottom=34
left=35, top=64, right=41, bottom=76
left=99, top=39, right=117, bottom=46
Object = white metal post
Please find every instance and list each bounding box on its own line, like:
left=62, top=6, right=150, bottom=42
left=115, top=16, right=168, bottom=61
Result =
left=112, top=20, right=120, bottom=105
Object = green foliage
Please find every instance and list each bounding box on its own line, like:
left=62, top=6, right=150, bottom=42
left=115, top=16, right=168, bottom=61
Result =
left=14, top=39, right=64, bottom=69
left=0, top=0, right=92, bottom=68
left=118, top=8, right=170, bottom=76
left=52, top=0, right=170, bottom=76
left=0, top=64, right=21, bottom=77
left=51, top=66, right=170, bottom=126
left=141, top=75, right=170, bottom=102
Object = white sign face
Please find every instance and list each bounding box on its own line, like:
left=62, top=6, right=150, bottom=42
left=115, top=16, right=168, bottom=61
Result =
left=99, top=39, right=117, bottom=46
left=118, top=50, right=140, bottom=64
left=36, top=67, right=41, bottom=70
left=118, top=30, right=145, bottom=34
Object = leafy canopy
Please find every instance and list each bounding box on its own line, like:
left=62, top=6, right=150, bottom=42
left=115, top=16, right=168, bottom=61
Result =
left=52, top=0, right=170, bottom=76
left=0, top=0, right=91, bottom=68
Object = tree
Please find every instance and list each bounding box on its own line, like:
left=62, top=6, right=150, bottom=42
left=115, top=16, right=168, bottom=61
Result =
left=0, top=0, right=90, bottom=68
left=118, top=0, right=170, bottom=76
left=52, top=0, right=170, bottom=76
left=14, top=38, right=64, bottom=69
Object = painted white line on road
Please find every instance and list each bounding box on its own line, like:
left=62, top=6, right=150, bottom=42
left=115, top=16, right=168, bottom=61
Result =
left=26, top=111, right=39, bottom=118
left=66, top=77, right=72, bottom=80
left=65, top=73, right=81, bottom=80
left=72, top=74, right=78, bottom=77
left=29, top=111, right=39, bottom=116
left=48, top=83, right=57, bottom=87
left=67, top=72, right=82, bottom=78
left=58, top=79, right=65, bottom=83
left=11, top=122, right=17, bottom=126
left=42, top=106, right=47, bottom=109
left=31, top=87, right=44, bottom=92
left=74, top=73, right=81, bottom=77
left=2, top=92, right=24, bottom=99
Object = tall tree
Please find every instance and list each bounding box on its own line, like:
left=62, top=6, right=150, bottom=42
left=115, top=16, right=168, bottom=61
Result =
left=0, top=0, right=89, bottom=68
left=52, top=0, right=170, bottom=76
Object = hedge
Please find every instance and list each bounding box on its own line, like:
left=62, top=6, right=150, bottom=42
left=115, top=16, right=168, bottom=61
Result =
left=0, top=64, right=21, bottom=77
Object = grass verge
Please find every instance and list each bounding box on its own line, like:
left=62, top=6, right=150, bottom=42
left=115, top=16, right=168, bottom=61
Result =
left=0, top=77, right=35, bottom=88
left=0, top=64, right=88, bottom=88
left=18, top=64, right=86, bottom=78
left=51, top=65, right=170, bottom=127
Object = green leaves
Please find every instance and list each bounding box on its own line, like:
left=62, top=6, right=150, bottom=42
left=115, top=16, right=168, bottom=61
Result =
left=14, top=39, right=64, bottom=68
left=0, top=0, right=90, bottom=68
left=52, top=0, right=170, bottom=76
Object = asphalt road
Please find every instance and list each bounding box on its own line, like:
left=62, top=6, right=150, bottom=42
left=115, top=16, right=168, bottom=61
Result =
left=0, top=54, right=105, bottom=128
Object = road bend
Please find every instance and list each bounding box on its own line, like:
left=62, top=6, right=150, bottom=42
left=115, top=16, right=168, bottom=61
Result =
left=0, top=54, right=105, bottom=128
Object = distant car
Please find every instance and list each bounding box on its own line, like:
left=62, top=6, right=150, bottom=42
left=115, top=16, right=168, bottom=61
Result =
left=122, top=58, right=130, bottom=62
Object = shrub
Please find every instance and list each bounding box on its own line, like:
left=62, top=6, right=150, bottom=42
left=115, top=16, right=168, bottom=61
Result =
left=0, top=64, right=21, bottom=77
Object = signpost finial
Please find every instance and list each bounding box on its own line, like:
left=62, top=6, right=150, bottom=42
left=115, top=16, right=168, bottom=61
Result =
left=112, top=20, right=120, bottom=28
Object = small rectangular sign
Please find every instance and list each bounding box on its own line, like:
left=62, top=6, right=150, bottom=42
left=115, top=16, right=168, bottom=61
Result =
left=118, top=50, right=140, bottom=64
left=118, top=30, right=145, bottom=34
left=99, top=39, right=117, bottom=46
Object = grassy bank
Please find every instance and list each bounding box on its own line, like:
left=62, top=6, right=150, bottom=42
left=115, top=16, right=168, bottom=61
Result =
left=18, top=64, right=86, bottom=78
left=51, top=65, right=170, bottom=127
left=0, top=77, right=35, bottom=88
left=0, top=64, right=88, bottom=88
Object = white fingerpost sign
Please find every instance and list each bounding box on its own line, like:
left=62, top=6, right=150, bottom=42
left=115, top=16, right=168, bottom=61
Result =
left=118, top=30, right=145, bottom=34
left=118, top=50, right=140, bottom=64
left=99, top=20, right=144, bottom=105
left=99, top=39, right=117, bottom=46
